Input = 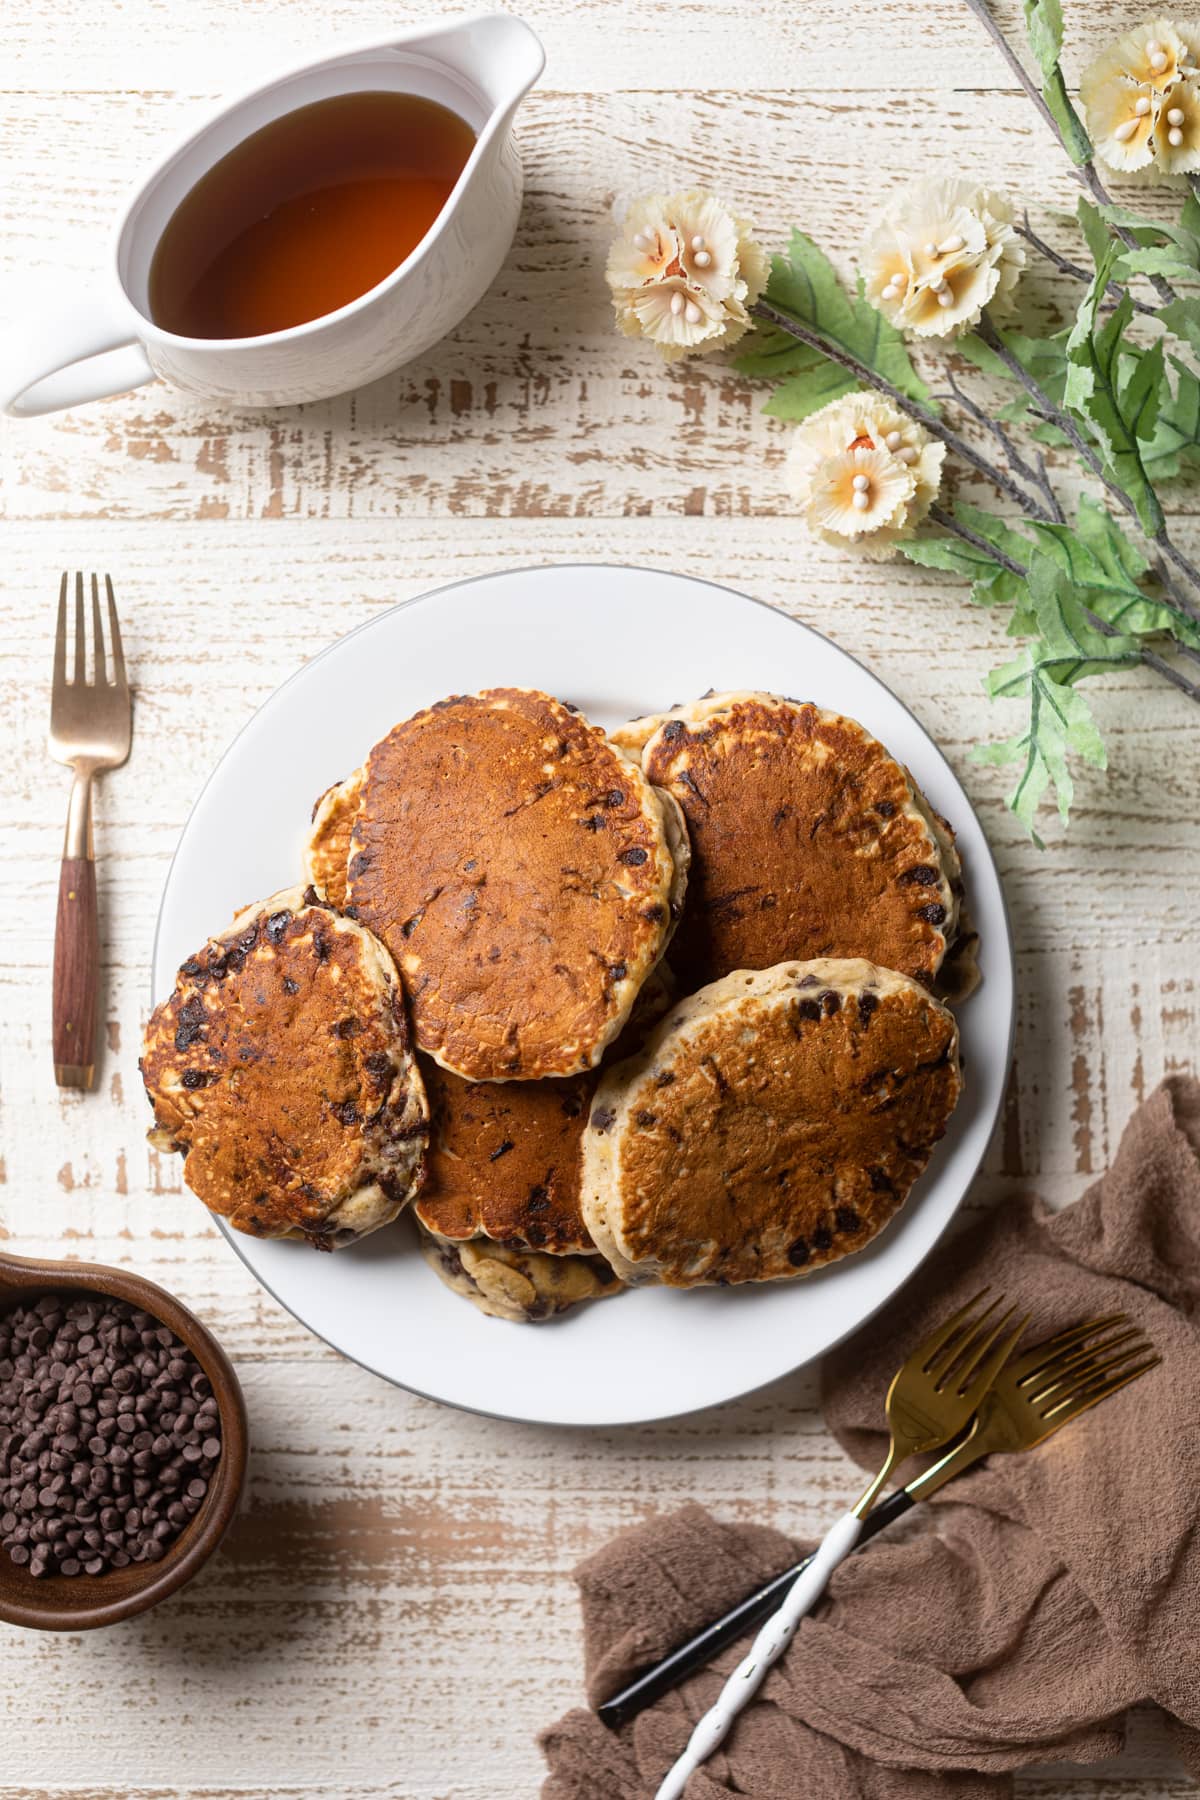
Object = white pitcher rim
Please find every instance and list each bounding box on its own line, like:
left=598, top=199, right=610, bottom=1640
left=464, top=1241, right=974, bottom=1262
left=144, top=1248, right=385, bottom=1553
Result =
left=112, top=11, right=544, bottom=354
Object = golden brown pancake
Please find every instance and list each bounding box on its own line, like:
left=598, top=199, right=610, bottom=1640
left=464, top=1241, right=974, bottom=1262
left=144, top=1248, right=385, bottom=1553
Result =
left=346, top=688, right=688, bottom=1081
left=621, top=692, right=961, bottom=992
left=581, top=957, right=961, bottom=1288
left=414, top=966, right=674, bottom=1254
left=139, top=885, right=428, bottom=1249
left=418, top=1226, right=622, bottom=1323
left=305, top=765, right=366, bottom=910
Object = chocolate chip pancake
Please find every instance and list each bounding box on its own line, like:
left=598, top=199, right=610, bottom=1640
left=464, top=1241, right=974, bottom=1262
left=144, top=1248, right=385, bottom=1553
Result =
left=140, top=885, right=428, bottom=1249
left=305, top=765, right=366, bottom=910
left=418, top=1226, right=622, bottom=1323
left=414, top=966, right=674, bottom=1254
left=580, top=957, right=961, bottom=1288
left=346, top=688, right=689, bottom=1081
left=619, top=692, right=962, bottom=992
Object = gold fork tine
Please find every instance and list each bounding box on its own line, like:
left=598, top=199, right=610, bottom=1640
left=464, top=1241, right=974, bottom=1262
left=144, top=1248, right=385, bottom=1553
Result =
left=1023, top=1326, right=1143, bottom=1395
left=106, top=575, right=126, bottom=689
left=1044, top=1357, right=1161, bottom=1422
left=73, top=571, right=86, bottom=685
left=1038, top=1342, right=1156, bottom=1410
left=951, top=1305, right=1028, bottom=1400
left=90, top=574, right=106, bottom=685
left=1012, top=1314, right=1126, bottom=1381
left=53, top=572, right=68, bottom=689
left=922, top=1288, right=995, bottom=1376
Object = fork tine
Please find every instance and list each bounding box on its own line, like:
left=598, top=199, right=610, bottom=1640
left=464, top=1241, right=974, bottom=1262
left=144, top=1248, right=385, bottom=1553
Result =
left=1043, top=1356, right=1160, bottom=1422
left=54, top=572, right=68, bottom=688
left=954, top=1306, right=1030, bottom=1401
left=1012, top=1314, right=1126, bottom=1382
left=73, top=572, right=86, bottom=685
left=929, top=1294, right=1011, bottom=1383
left=1035, top=1339, right=1154, bottom=1408
left=90, top=574, right=106, bottom=686
left=1024, top=1326, right=1143, bottom=1393
left=105, top=576, right=126, bottom=689
left=923, top=1289, right=996, bottom=1377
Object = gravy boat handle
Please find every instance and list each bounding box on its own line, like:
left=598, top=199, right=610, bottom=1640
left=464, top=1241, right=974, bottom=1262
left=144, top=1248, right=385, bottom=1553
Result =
left=0, top=285, right=154, bottom=418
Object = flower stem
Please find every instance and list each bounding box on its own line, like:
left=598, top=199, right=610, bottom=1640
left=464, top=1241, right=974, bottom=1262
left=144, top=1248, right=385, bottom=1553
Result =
left=749, top=300, right=1050, bottom=520
left=1014, top=214, right=1158, bottom=317
left=975, top=313, right=1200, bottom=620
left=961, top=0, right=1176, bottom=306
left=927, top=504, right=1200, bottom=703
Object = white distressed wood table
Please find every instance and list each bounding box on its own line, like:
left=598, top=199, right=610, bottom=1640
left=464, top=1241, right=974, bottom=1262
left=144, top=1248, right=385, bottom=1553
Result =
left=1, top=2, right=1197, bottom=1794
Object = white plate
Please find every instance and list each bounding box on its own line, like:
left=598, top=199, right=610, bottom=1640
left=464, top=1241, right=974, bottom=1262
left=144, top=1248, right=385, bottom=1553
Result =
left=153, top=564, right=1013, bottom=1426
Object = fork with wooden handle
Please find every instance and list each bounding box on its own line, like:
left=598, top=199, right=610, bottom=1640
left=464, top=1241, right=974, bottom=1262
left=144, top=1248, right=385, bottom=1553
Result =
left=605, top=1314, right=1157, bottom=1748
left=652, top=1290, right=1028, bottom=1800
left=49, top=573, right=132, bottom=1090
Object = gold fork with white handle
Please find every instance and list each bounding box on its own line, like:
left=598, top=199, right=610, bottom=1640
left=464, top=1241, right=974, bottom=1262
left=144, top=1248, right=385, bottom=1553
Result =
left=49, top=573, right=132, bottom=1089
left=654, top=1290, right=1027, bottom=1800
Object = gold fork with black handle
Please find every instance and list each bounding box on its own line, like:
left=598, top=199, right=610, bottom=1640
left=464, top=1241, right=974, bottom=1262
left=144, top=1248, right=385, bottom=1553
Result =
left=599, top=1312, right=1158, bottom=1733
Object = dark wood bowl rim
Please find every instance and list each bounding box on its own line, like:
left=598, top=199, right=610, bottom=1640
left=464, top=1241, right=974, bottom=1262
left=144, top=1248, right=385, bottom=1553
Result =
left=0, top=1251, right=248, bottom=1631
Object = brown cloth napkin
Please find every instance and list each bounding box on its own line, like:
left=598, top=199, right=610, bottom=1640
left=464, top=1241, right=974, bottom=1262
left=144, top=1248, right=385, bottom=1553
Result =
left=541, top=1077, right=1200, bottom=1798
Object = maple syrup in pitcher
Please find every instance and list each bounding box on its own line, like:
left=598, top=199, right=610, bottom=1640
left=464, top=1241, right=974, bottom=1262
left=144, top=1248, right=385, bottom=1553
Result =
left=148, top=92, right=476, bottom=339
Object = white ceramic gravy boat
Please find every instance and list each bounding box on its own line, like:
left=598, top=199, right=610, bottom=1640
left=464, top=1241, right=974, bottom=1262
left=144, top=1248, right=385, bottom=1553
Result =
left=0, top=13, right=544, bottom=416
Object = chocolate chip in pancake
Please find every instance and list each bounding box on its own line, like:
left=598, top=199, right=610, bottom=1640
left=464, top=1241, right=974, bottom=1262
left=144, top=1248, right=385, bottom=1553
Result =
left=346, top=688, right=688, bottom=1081
left=625, top=692, right=962, bottom=992
left=139, top=885, right=428, bottom=1250
left=580, top=957, right=962, bottom=1288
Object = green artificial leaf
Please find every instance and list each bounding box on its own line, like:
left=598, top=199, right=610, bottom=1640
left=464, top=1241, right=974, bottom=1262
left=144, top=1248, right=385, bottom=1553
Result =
left=761, top=357, right=858, bottom=422
left=736, top=230, right=934, bottom=408
left=1042, top=67, right=1093, bottom=165
left=1024, top=495, right=1199, bottom=643
left=1158, top=294, right=1200, bottom=360
left=1023, top=0, right=1063, bottom=76
left=1115, top=244, right=1199, bottom=283
left=974, top=651, right=1108, bottom=840
left=1077, top=196, right=1112, bottom=269
left=1144, top=352, right=1200, bottom=487
left=1063, top=253, right=1166, bottom=533
left=1024, top=552, right=1142, bottom=679
left=1097, top=201, right=1200, bottom=268
left=898, top=504, right=1028, bottom=615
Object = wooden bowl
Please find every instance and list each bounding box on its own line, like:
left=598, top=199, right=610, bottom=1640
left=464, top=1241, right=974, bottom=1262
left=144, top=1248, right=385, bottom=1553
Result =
left=0, top=1251, right=248, bottom=1630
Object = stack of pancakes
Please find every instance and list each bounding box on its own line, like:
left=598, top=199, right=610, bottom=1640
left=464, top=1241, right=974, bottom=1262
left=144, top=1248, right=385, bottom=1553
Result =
left=140, top=686, right=972, bottom=1322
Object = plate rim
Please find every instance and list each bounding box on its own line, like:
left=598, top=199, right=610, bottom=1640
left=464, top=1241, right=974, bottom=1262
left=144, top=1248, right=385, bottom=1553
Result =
left=152, top=560, right=1015, bottom=1427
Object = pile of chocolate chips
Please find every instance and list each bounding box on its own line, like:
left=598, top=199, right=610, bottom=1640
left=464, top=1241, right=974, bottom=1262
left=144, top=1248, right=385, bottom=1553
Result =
left=0, top=1293, right=222, bottom=1579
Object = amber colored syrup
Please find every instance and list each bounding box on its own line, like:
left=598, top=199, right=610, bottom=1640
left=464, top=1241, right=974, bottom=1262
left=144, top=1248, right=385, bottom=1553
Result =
left=148, top=91, right=476, bottom=339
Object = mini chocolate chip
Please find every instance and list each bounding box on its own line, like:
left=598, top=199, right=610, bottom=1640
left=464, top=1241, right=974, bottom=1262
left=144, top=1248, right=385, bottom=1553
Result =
left=312, top=931, right=331, bottom=962
left=365, top=1052, right=391, bottom=1076
left=795, top=999, right=821, bottom=1021
left=835, top=1206, right=861, bottom=1234
left=654, top=1070, right=675, bottom=1087
left=330, top=1017, right=361, bottom=1039
left=224, top=948, right=245, bottom=974
left=869, top=1168, right=896, bottom=1195
left=583, top=815, right=605, bottom=832
left=661, top=720, right=685, bottom=742
left=818, top=989, right=841, bottom=1015
left=917, top=902, right=947, bottom=925
left=331, top=1101, right=359, bottom=1126
left=179, top=960, right=203, bottom=978
left=812, top=1225, right=834, bottom=1252
left=609, top=963, right=627, bottom=982
left=858, top=992, right=879, bottom=1021
left=591, top=1106, right=616, bottom=1134
left=526, top=1188, right=549, bottom=1214
left=605, top=790, right=625, bottom=807
left=787, top=1238, right=810, bottom=1267
left=635, top=1110, right=657, bottom=1128
left=174, top=1022, right=202, bottom=1052
left=282, top=976, right=299, bottom=996
left=489, top=1141, right=514, bottom=1162
left=181, top=1070, right=209, bottom=1091
left=796, top=973, right=819, bottom=989
left=642, top=903, right=665, bottom=923
left=237, top=924, right=259, bottom=954
left=898, top=865, right=938, bottom=887
left=618, top=846, right=648, bottom=866
left=877, top=799, right=896, bottom=818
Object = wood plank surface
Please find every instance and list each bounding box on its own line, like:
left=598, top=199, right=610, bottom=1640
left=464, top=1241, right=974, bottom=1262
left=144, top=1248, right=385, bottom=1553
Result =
left=1, top=0, right=1197, bottom=1795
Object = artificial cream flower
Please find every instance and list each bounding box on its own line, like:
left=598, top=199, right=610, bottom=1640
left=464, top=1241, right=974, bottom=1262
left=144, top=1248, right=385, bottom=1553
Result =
left=607, top=190, right=768, bottom=361
left=785, top=391, right=944, bottom=557
left=862, top=179, right=1024, bottom=338
left=1080, top=17, right=1200, bottom=174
